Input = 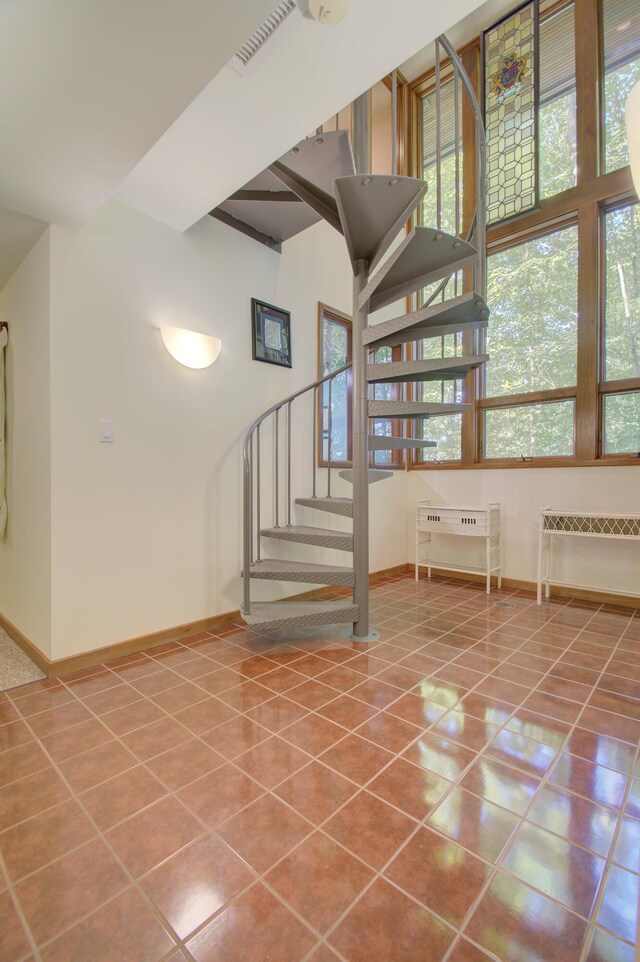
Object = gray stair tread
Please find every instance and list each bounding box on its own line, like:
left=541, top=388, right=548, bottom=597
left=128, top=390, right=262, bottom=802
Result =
left=369, top=400, right=471, bottom=418
left=278, top=131, right=356, bottom=195
left=269, top=131, right=355, bottom=236
left=339, top=469, right=393, bottom=484
left=249, top=559, right=356, bottom=585
left=296, top=496, right=353, bottom=517
left=334, top=174, right=426, bottom=273
left=363, top=292, right=490, bottom=348
left=366, top=355, right=488, bottom=384
left=368, top=435, right=436, bottom=449
left=361, top=228, right=478, bottom=313
left=242, top=600, right=359, bottom=630
left=261, top=525, right=353, bottom=550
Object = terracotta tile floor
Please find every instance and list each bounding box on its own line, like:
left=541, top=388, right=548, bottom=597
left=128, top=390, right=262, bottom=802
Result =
left=0, top=575, right=639, bottom=962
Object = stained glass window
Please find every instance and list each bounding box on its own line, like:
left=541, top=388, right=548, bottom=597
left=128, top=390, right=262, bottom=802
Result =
left=484, top=0, right=539, bottom=225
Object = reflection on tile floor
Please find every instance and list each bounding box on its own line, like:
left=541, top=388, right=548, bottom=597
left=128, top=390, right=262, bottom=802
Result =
left=0, top=574, right=639, bottom=961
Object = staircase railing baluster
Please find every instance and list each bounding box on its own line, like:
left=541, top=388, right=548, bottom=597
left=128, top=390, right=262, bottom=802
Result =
left=256, top=424, right=261, bottom=562
left=287, top=400, right=292, bottom=526
left=435, top=38, right=442, bottom=232
left=275, top=407, right=280, bottom=527
left=312, top=386, right=318, bottom=497
left=327, top=376, right=332, bottom=497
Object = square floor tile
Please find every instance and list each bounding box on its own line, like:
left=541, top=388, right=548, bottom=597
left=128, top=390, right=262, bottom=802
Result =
left=485, top=729, right=558, bottom=778
left=527, top=784, right=618, bottom=858
left=0, top=890, right=31, bottom=962
left=280, top=714, right=347, bottom=755
left=0, top=799, right=96, bottom=881
left=323, top=790, right=416, bottom=870
left=178, top=763, right=264, bottom=827
left=585, top=927, right=636, bottom=962
left=234, top=736, right=311, bottom=789
left=58, top=739, right=136, bottom=793
left=217, top=793, right=312, bottom=874
left=266, top=831, right=374, bottom=933
left=329, top=877, right=455, bottom=962
left=40, top=887, right=176, bottom=962
left=141, top=835, right=254, bottom=939
left=0, top=768, right=70, bottom=832
left=368, top=758, right=450, bottom=820
left=355, top=712, right=422, bottom=754
left=465, top=872, right=588, bottom=962
left=320, top=734, right=394, bottom=786
left=549, top=753, right=628, bottom=809
left=81, top=765, right=167, bottom=830
left=146, top=738, right=224, bottom=790
left=316, top=695, right=378, bottom=729
left=186, top=882, right=316, bottom=962
left=427, top=787, right=519, bottom=862
left=385, top=826, right=490, bottom=926
left=106, top=795, right=203, bottom=877
left=459, top=757, right=540, bottom=816
left=402, top=733, right=475, bottom=781
left=15, top=838, right=128, bottom=945
left=597, top=864, right=639, bottom=944
left=502, top=821, right=606, bottom=917
left=273, top=761, right=357, bottom=824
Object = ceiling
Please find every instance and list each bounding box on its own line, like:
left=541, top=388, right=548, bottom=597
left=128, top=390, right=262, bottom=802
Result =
left=0, top=0, right=491, bottom=286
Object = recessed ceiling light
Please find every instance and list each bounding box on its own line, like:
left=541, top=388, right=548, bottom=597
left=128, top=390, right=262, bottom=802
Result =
left=307, top=0, right=352, bottom=25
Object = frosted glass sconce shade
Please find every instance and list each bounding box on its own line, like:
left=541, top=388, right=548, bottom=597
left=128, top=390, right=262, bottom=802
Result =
left=160, top=327, right=222, bottom=369
left=627, top=81, right=640, bottom=197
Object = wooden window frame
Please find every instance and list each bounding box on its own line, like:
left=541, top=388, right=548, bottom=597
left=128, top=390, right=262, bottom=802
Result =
left=316, top=304, right=406, bottom=470
left=406, top=0, right=640, bottom=471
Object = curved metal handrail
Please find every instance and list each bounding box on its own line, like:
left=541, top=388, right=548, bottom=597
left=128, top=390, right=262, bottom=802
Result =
left=437, top=33, right=487, bottom=301
left=242, top=362, right=352, bottom=614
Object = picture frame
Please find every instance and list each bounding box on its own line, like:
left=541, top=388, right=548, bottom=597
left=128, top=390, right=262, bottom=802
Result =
left=251, top=298, right=292, bottom=368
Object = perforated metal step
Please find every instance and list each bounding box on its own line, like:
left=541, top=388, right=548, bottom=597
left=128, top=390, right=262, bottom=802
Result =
left=295, top=497, right=353, bottom=517
left=334, top=174, right=426, bottom=273
left=366, top=355, right=488, bottom=384
left=260, top=525, right=352, bottom=551
left=249, top=559, right=355, bottom=586
left=242, top=600, right=359, bottom=631
left=363, top=292, right=489, bottom=349
left=368, top=400, right=471, bottom=418
left=360, top=228, right=477, bottom=313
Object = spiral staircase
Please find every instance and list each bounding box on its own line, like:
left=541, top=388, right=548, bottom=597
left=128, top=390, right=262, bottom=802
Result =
left=240, top=35, right=489, bottom=640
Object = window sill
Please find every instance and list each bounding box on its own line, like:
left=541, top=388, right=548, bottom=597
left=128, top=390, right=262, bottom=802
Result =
left=410, top=457, right=640, bottom=470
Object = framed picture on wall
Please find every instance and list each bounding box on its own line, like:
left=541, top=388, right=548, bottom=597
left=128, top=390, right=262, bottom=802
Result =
left=251, top=298, right=292, bottom=368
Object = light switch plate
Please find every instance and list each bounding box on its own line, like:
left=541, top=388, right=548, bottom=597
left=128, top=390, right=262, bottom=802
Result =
left=99, top=420, right=114, bottom=443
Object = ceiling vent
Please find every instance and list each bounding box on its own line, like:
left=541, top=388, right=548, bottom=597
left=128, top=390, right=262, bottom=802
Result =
left=229, top=1, right=299, bottom=74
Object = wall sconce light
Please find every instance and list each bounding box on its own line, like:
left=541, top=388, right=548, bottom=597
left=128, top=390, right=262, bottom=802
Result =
left=160, top=327, right=222, bottom=369
left=627, top=80, right=640, bottom=197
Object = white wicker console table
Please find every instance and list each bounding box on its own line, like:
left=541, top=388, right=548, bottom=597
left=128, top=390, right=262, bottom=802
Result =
left=415, top=501, right=501, bottom=595
left=536, top=507, right=640, bottom=604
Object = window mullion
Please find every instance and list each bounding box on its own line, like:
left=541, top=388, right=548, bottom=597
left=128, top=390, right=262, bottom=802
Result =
left=576, top=202, right=600, bottom=460
left=575, top=0, right=601, bottom=183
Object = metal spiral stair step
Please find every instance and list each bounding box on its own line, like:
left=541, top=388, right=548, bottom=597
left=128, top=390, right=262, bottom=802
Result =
left=295, top=497, right=353, bottom=517
left=368, top=400, right=471, bottom=418
left=360, top=227, right=478, bottom=314
left=363, top=292, right=489, bottom=349
left=366, top=355, right=488, bottom=385
left=338, top=469, right=393, bottom=484
left=248, top=559, right=356, bottom=586
left=334, top=174, right=426, bottom=274
left=368, top=435, right=436, bottom=450
left=268, top=130, right=356, bottom=235
left=242, top=600, right=359, bottom=631
left=260, top=525, right=353, bottom=551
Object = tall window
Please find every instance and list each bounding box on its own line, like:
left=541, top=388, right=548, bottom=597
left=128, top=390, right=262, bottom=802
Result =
left=319, top=306, right=352, bottom=465
left=409, top=0, right=639, bottom=469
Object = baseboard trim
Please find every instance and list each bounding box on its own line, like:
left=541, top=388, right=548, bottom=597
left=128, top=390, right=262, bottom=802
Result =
left=419, top=565, right=640, bottom=609
left=0, top=613, right=51, bottom=676
left=3, top=561, right=635, bottom=681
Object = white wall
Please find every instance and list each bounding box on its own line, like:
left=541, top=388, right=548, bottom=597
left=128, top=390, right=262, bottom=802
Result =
left=45, top=203, right=407, bottom=659
left=0, top=231, right=52, bottom=655
left=408, top=467, right=640, bottom=596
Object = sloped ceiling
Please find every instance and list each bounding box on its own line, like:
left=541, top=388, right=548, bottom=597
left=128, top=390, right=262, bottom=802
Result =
left=0, top=0, right=278, bottom=230
left=0, top=0, right=490, bottom=254
left=113, top=0, right=491, bottom=231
